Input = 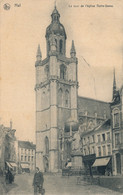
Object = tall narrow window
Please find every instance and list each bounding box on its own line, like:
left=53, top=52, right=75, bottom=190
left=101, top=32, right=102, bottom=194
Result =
left=102, top=145, right=106, bottom=156
left=47, top=40, right=50, bottom=55
left=107, top=145, right=111, bottom=155
left=58, top=88, right=63, bottom=106
left=65, top=90, right=69, bottom=107
left=45, top=136, right=49, bottom=155
left=97, top=135, right=101, bottom=143
left=98, top=147, right=101, bottom=157
left=45, top=65, right=49, bottom=79
left=113, top=109, right=120, bottom=128
left=60, top=64, right=66, bottom=80
left=59, top=39, right=63, bottom=54
left=55, top=39, right=57, bottom=50
left=107, top=132, right=110, bottom=141
left=115, top=133, right=120, bottom=147
left=102, top=134, right=105, bottom=142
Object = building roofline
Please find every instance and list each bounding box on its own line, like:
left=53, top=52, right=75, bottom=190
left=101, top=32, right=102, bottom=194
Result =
left=78, top=95, right=110, bottom=104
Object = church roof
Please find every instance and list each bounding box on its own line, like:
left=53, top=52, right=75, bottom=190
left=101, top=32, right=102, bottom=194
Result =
left=45, top=6, right=67, bottom=39
left=78, top=96, right=110, bottom=119
left=46, top=22, right=66, bottom=39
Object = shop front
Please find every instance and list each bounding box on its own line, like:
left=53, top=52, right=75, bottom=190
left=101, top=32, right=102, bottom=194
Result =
left=92, top=156, right=112, bottom=175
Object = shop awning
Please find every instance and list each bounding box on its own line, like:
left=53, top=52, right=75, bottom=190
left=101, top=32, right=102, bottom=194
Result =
left=6, top=162, right=13, bottom=168
left=92, top=157, right=110, bottom=167
left=10, top=162, right=17, bottom=167
left=21, top=163, right=29, bottom=169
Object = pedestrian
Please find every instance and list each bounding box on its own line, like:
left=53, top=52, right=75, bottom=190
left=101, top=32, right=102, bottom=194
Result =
left=32, top=167, right=44, bottom=195
left=8, top=169, right=14, bottom=184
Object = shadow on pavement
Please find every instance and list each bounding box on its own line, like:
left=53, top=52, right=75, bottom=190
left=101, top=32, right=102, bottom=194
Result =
left=6, top=183, right=18, bottom=193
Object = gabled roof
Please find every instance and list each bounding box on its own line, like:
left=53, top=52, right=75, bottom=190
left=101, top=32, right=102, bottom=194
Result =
left=18, top=140, right=36, bottom=149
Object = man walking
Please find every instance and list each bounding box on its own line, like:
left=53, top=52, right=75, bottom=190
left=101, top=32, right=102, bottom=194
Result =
left=33, top=167, right=44, bottom=195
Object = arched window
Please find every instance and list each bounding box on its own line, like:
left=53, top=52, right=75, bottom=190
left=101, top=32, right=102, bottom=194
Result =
left=60, top=64, right=66, bottom=80
left=45, top=136, right=49, bottom=155
left=55, top=39, right=57, bottom=49
left=113, top=108, right=120, bottom=128
left=44, top=65, right=49, bottom=78
left=58, top=88, right=63, bottom=106
left=47, top=41, right=50, bottom=53
left=65, top=90, right=69, bottom=107
left=59, top=39, right=63, bottom=54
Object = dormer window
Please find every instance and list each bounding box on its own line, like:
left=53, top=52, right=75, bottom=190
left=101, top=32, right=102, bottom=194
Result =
left=113, top=108, right=120, bottom=128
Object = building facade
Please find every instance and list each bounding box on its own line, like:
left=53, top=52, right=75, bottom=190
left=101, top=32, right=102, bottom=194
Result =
left=35, top=6, right=78, bottom=172
left=18, top=141, right=36, bottom=172
left=0, top=123, right=17, bottom=173
left=81, top=119, right=112, bottom=175
left=111, top=71, right=123, bottom=175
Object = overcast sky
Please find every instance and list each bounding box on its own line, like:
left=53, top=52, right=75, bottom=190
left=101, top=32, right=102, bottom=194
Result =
left=0, top=0, right=123, bottom=142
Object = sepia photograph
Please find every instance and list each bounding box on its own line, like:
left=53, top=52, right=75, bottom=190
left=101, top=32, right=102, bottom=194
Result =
left=0, top=0, right=123, bottom=194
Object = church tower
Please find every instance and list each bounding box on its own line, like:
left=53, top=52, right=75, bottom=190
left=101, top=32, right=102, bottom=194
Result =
left=35, top=6, right=78, bottom=172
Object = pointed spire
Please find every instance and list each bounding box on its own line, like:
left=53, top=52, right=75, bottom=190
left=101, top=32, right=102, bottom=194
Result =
left=70, top=40, right=76, bottom=58
left=36, top=44, right=42, bottom=61
left=113, top=68, right=117, bottom=100
left=10, top=119, right=12, bottom=129
left=51, top=3, right=60, bottom=23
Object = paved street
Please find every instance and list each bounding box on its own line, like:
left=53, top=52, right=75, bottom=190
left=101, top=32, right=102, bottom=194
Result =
left=7, top=173, right=121, bottom=195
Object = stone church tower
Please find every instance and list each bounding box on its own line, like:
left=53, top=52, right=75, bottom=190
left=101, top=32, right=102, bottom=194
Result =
left=35, top=6, right=78, bottom=172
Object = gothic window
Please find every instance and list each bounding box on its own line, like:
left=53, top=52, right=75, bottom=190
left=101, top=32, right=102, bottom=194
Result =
left=59, top=39, right=63, bottom=54
left=58, top=88, right=63, bottom=106
left=45, top=65, right=49, bottom=78
left=45, top=136, right=49, bottom=155
left=47, top=41, right=50, bottom=53
left=113, top=108, right=120, bottom=128
left=60, top=64, right=66, bottom=80
left=60, top=139, right=62, bottom=150
left=65, top=90, right=69, bottom=107
left=55, top=39, right=57, bottom=49
left=92, top=135, right=95, bottom=143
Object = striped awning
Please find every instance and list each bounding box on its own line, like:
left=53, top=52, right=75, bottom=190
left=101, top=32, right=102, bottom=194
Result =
left=6, top=162, right=13, bottom=168
left=10, top=162, right=17, bottom=167
left=92, top=157, right=110, bottom=167
left=21, top=163, right=29, bottom=169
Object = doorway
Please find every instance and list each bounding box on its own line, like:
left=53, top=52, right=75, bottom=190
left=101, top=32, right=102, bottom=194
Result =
left=116, top=153, right=121, bottom=174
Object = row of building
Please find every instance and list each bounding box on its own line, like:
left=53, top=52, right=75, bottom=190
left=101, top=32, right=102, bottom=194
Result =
left=35, top=5, right=123, bottom=176
left=0, top=123, right=36, bottom=174
left=70, top=75, right=123, bottom=176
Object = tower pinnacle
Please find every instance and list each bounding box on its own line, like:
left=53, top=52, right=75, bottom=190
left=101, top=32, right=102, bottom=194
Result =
left=36, top=44, right=42, bottom=61
left=113, top=68, right=117, bottom=100
left=70, top=40, right=76, bottom=58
